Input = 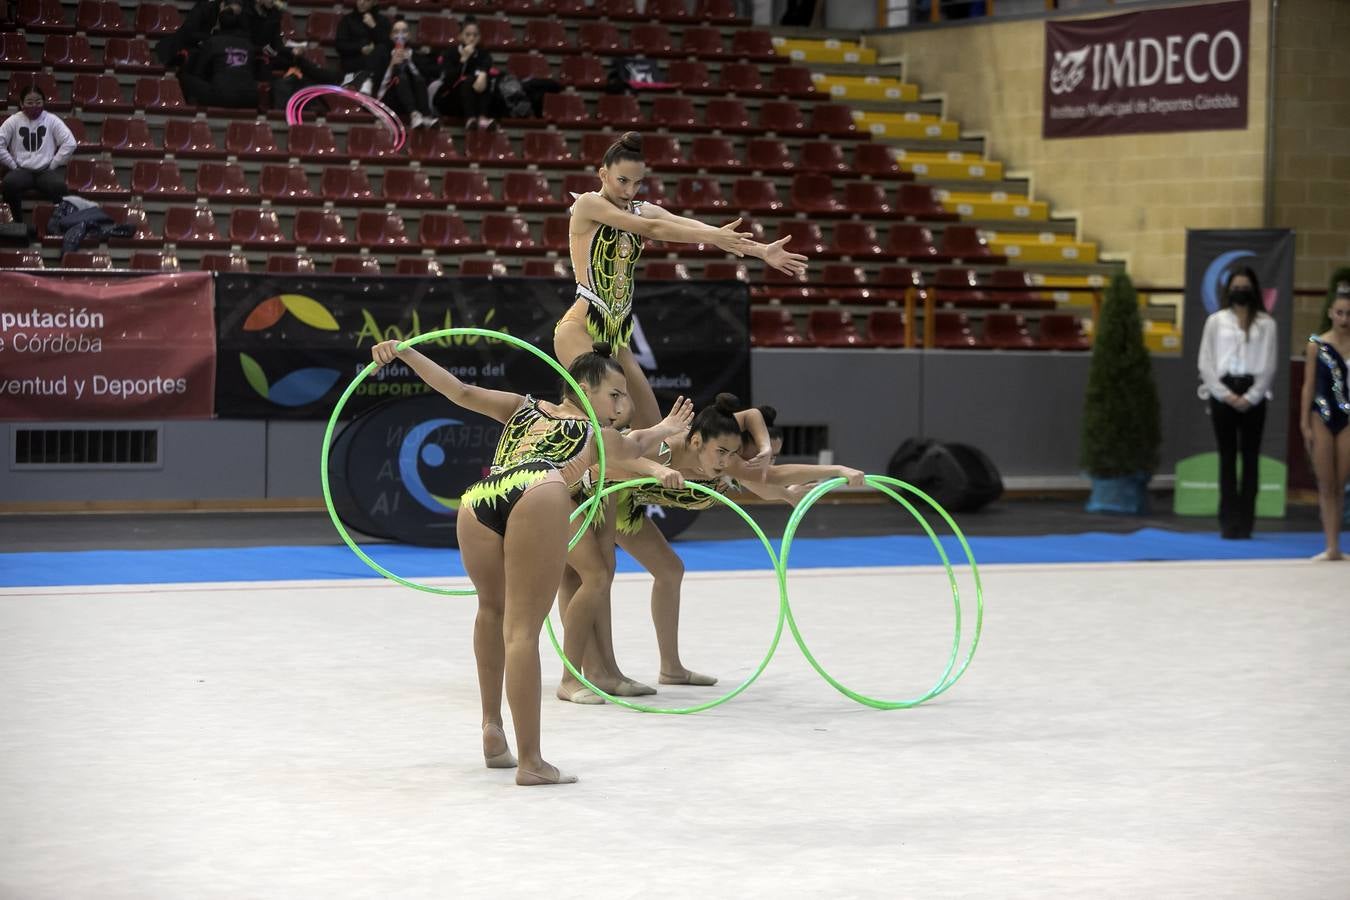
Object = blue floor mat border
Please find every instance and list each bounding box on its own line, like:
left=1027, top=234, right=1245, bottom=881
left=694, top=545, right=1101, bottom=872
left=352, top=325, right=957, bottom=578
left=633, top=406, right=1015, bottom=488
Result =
left=0, top=529, right=1328, bottom=588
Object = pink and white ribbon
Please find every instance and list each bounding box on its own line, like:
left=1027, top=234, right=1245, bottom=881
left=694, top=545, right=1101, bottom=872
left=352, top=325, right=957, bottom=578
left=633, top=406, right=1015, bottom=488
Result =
left=285, top=84, right=406, bottom=153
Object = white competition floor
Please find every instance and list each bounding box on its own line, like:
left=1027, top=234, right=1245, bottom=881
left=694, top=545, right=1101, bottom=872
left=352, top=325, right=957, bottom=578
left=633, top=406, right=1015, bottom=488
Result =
left=1, top=560, right=1348, bottom=899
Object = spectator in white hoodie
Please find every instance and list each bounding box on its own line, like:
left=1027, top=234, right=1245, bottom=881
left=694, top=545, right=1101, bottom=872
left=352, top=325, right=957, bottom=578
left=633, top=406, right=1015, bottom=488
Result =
left=0, top=87, right=76, bottom=224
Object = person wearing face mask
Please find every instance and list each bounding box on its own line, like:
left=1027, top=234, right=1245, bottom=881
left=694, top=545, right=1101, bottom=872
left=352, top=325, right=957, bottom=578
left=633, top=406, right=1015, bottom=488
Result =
left=180, top=4, right=261, bottom=108
left=432, top=15, right=495, bottom=130
left=1197, top=267, right=1280, bottom=539
left=0, top=88, right=75, bottom=224
left=376, top=17, right=438, bottom=129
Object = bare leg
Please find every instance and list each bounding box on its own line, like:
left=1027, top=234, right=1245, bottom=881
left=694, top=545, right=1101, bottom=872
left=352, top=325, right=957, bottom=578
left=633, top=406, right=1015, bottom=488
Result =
left=553, top=306, right=592, bottom=368
left=618, top=523, right=717, bottom=686
left=1310, top=420, right=1345, bottom=560
left=617, top=345, right=660, bottom=430
left=501, top=482, right=577, bottom=785
left=456, top=508, right=516, bottom=767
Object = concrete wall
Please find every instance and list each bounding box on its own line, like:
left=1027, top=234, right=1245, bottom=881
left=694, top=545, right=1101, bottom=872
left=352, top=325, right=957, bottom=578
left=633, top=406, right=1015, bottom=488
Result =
left=2, top=350, right=1208, bottom=505
left=867, top=1, right=1272, bottom=288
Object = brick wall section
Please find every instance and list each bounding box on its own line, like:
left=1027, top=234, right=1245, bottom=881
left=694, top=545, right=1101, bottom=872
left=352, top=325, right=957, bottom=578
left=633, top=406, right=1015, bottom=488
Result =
left=867, top=2, right=1271, bottom=292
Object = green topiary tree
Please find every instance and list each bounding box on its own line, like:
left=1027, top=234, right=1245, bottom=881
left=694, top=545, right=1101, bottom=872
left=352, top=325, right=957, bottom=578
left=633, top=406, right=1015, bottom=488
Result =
left=1080, top=272, right=1161, bottom=477
left=1318, top=266, right=1350, bottom=334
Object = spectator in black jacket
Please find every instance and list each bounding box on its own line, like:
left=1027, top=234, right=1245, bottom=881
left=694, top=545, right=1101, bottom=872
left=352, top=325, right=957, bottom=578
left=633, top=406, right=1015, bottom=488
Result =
left=335, top=0, right=391, bottom=94
left=432, top=16, right=494, bottom=130
left=377, top=17, right=438, bottom=128
left=155, top=0, right=225, bottom=69
left=180, top=5, right=260, bottom=108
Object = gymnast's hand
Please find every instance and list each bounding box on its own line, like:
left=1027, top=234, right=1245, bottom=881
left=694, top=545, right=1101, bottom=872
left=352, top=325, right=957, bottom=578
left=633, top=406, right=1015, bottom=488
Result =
left=762, top=236, right=809, bottom=277
left=655, top=396, right=695, bottom=438
left=371, top=340, right=404, bottom=367
left=711, top=218, right=756, bottom=258
left=837, top=466, right=866, bottom=487
left=656, top=466, right=685, bottom=489
left=744, top=443, right=774, bottom=471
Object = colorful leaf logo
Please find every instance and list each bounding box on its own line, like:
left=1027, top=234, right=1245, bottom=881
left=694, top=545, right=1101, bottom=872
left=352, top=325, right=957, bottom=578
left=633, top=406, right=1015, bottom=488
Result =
left=242, top=294, right=340, bottom=332
left=239, top=353, right=340, bottom=407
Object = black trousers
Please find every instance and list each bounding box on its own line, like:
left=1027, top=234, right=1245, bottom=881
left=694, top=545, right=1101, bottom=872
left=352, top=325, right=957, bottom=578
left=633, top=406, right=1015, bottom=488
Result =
left=434, top=78, right=491, bottom=119
left=1209, top=398, right=1266, bottom=538
left=383, top=66, right=432, bottom=118
left=3, top=166, right=67, bottom=222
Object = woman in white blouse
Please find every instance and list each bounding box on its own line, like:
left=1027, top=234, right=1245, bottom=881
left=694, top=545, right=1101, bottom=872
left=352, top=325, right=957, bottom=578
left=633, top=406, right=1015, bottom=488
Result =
left=1197, top=267, right=1280, bottom=539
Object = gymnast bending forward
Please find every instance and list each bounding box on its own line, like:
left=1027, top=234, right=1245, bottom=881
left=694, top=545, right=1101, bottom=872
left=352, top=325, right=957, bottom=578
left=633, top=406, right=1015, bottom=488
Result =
left=371, top=339, right=692, bottom=784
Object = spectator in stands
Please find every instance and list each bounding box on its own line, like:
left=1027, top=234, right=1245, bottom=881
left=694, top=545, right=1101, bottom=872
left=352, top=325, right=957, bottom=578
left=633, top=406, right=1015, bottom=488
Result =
left=336, top=0, right=391, bottom=95
left=244, top=0, right=340, bottom=108
left=432, top=15, right=495, bottom=131
left=1197, top=266, right=1279, bottom=540
left=377, top=18, right=438, bottom=129
left=0, top=87, right=75, bottom=225
left=180, top=4, right=261, bottom=108
left=155, top=0, right=226, bottom=69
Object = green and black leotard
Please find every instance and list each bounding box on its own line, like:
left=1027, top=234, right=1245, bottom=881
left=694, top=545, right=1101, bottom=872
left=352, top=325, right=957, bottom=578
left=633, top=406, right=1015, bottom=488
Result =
left=614, top=476, right=738, bottom=535
left=572, top=193, right=645, bottom=350
left=461, top=397, right=594, bottom=537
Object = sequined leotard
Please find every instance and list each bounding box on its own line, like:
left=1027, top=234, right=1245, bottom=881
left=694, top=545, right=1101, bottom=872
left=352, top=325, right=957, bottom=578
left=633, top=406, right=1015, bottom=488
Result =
left=462, top=397, right=594, bottom=536
left=571, top=442, right=738, bottom=535
left=569, top=193, right=645, bottom=350
left=1309, top=335, right=1350, bottom=436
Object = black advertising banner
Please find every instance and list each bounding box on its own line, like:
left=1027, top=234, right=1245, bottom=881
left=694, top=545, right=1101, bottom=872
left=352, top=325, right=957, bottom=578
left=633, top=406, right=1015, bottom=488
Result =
left=1044, top=0, right=1249, bottom=138
left=214, top=274, right=750, bottom=419
left=1179, top=229, right=1295, bottom=462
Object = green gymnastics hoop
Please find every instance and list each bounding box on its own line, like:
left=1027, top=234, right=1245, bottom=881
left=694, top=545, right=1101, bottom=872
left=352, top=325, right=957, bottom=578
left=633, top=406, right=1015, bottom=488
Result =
left=544, top=477, right=786, bottom=714
left=777, top=474, right=984, bottom=709
left=320, top=327, right=606, bottom=596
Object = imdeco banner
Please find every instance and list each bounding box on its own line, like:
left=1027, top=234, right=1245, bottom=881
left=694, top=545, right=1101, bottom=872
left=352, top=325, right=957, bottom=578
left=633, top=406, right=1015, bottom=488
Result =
left=1043, top=0, right=1249, bottom=138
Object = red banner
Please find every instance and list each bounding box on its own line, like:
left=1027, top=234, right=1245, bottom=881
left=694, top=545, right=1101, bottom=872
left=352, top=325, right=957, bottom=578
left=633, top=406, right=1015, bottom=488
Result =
left=1043, top=0, right=1249, bottom=138
left=0, top=272, right=216, bottom=420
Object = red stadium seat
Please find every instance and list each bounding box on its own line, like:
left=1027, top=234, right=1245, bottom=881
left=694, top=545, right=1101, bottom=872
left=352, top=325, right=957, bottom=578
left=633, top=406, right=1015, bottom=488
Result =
left=800, top=141, right=849, bottom=174
left=667, top=60, right=713, bottom=92
left=704, top=262, right=749, bottom=282
left=560, top=173, right=596, bottom=203
left=854, top=143, right=905, bottom=178
left=224, top=121, right=281, bottom=158
left=64, top=118, right=97, bottom=152
left=757, top=100, right=807, bottom=134
left=199, top=251, right=251, bottom=272
left=896, top=183, right=951, bottom=220
left=134, top=2, right=181, bottom=35
left=332, top=255, right=382, bottom=275
left=866, top=310, right=906, bottom=347
left=7, top=73, right=66, bottom=110
left=877, top=265, right=923, bottom=296
left=682, top=26, right=727, bottom=58
left=459, top=258, right=509, bottom=277
left=886, top=224, right=940, bottom=260
left=843, top=181, right=891, bottom=216
left=751, top=308, right=810, bottom=347
left=382, top=168, right=438, bottom=204
left=266, top=253, right=316, bottom=274
left=257, top=164, right=313, bottom=202
left=675, top=176, right=728, bottom=212
left=505, top=53, right=551, bottom=81
left=732, top=178, right=783, bottom=213
left=560, top=55, right=607, bottom=88
left=746, top=138, right=793, bottom=172
left=415, top=15, right=458, bottom=46
left=304, top=10, right=338, bottom=42
left=933, top=310, right=987, bottom=349
left=523, top=20, right=570, bottom=53
left=105, top=203, right=159, bottom=245
left=689, top=136, right=743, bottom=171
left=576, top=22, right=623, bottom=54
left=133, top=75, right=192, bottom=114
left=75, top=0, right=130, bottom=34
left=629, top=23, right=678, bottom=56
left=637, top=134, right=685, bottom=170
left=644, top=261, right=691, bottom=280
left=651, top=96, right=698, bottom=129
left=933, top=267, right=990, bottom=306
left=0, top=249, right=45, bottom=268
left=542, top=216, right=571, bottom=252
left=101, top=117, right=157, bottom=155
left=544, top=92, right=589, bottom=125
left=770, top=66, right=817, bottom=99
left=130, top=160, right=190, bottom=198
left=475, top=18, right=520, bottom=52
left=229, top=208, right=291, bottom=248
left=163, top=204, right=225, bottom=247
left=104, top=37, right=161, bottom=73
left=72, top=74, right=130, bottom=111
left=43, top=34, right=100, bottom=70
left=503, top=172, right=559, bottom=209
left=17, top=0, right=71, bottom=32
left=320, top=166, right=376, bottom=204
left=396, top=257, right=445, bottom=276
left=597, top=94, right=643, bottom=127
left=136, top=251, right=183, bottom=271
left=292, top=209, right=351, bottom=246
left=763, top=265, right=819, bottom=302
left=989, top=269, right=1052, bottom=308
left=346, top=125, right=398, bottom=160
left=941, top=225, right=997, bottom=261
left=705, top=98, right=753, bottom=132
left=775, top=221, right=827, bottom=256
left=464, top=130, right=516, bottom=164
left=982, top=312, right=1037, bottom=349
left=286, top=123, right=340, bottom=159
left=638, top=174, right=670, bottom=205
left=810, top=104, right=858, bottom=137
left=523, top=132, right=576, bottom=167
left=61, top=251, right=114, bottom=269
left=832, top=222, right=886, bottom=258
left=807, top=309, right=868, bottom=347
left=598, top=0, right=643, bottom=20
left=1037, top=313, right=1090, bottom=351
left=160, top=119, right=218, bottom=156
left=355, top=210, right=412, bottom=248
left=443, top=170, right=499, bottom=207
left=407, top=129, right=461, bottom=163
left=66, top=160, right=126, bottom=199
left=718, top=62, right=766, bottom=95
left=647, top=0, right=696, bottom=20
left=695, top=0, right=741, bottom=21
left=521, top=259, right=570, bottom=278
left=419, top=213, right=481, bottom=251
left=480, top=214, right=536, bottom=252
left=819, top=264, right=877, bottom=302
left=790, top=174, right=843, bottom=214
left=731, top=30, right=776, bottom=61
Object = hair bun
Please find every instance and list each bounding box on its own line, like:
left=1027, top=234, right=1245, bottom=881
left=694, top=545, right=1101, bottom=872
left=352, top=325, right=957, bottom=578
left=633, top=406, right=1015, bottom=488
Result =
left=591, top=340, right=613, bottom=358
left=714, top=392, right=741, bottom=414
left=619, top=131, right=643, bottom=152
left=757, top=404, right=778, bottom=427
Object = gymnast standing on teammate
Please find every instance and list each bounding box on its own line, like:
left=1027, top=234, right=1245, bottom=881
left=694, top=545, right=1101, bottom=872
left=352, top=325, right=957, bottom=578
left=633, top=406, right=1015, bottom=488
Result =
left=555, top=131, right=810, bottom=432
left=370, top=338, right=692, bottom=785
left=1300, top=282, right=1350, bottom=561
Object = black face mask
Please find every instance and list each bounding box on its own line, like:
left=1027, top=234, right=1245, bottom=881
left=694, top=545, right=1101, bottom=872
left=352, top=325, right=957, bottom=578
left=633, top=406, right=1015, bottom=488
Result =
left=1229, top=288, right=1257, bottom=308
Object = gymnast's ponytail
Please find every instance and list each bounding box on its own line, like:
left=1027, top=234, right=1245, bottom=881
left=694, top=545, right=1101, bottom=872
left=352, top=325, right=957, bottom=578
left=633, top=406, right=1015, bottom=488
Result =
left=690, top=392, right=743, bottom=443
left=561, top=341, right=623, bottom=405
left=602, top=132, right=644, bottom=168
